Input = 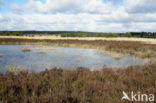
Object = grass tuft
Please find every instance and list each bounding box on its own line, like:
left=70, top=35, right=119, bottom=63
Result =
left=21, top=46, right=31, bottom=52
left=6, top=64, right=25, bottom=75
left=106, top=52, right=123, bottom=59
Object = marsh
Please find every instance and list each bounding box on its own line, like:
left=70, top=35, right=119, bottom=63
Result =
left=0, top=45, right=148, bottom=74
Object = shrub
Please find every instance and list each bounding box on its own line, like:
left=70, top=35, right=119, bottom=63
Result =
left=0, top=63, right=156, bottom=103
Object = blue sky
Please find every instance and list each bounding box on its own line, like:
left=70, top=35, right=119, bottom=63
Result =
left=0, top=0, right=156, bottom=32
left=1, top=0, right=26, bottom=13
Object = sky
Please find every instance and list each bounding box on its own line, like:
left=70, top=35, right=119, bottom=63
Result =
left=0, top=0, right=156, bottom=32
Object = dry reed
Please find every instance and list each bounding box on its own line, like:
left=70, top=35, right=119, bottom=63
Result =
left=21, top=46, right=31, bottom=52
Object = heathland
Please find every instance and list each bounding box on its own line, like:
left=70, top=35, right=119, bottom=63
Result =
left=0, top=35, right=156, bottom=103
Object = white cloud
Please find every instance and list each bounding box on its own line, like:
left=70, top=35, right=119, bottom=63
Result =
left=1, top=12, right=156, bottom=32
left=25, top=0, right=114, bottom=14
left=9, top=3, right=23, bottom=14
left=124, top=0, right=156, bottom=13
left=1, top=0, right=156, bottom=32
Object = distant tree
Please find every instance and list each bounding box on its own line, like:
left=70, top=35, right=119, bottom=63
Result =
left=0, top=31, right=3, bottom=35
left=12, top=32, right=17, bottom=36
left=5, top=32, right=10, bottom=36
left=122, top=32, right=132, bottom=37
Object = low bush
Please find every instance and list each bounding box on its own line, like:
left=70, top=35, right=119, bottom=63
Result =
left=0, top=63, right=155, bottom=103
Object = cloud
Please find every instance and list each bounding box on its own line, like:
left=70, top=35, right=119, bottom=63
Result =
left=1, top=0, right=156, bottom=32
left=9, top=3, right=23, bottom=14
left=124, top=0, right=156, bottom=13
left=24, top=0, right=114, bottom=14
left=1, top=12, right=156, bottom=32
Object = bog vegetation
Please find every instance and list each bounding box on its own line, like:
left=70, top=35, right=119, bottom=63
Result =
left=0, top=63, right=156, bottom=103
left=0, top=37, right=156, bottom=103
left=0, top=38, right=156, bottom=59
left=21, top=46, right=31, bottom=52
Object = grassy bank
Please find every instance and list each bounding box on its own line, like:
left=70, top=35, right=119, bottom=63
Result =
left=0, top=63, right=156, bottom=103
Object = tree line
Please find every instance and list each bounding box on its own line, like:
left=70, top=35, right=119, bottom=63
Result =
left=0, top=31, right=156, bottom=38
left=0, top=31, right=23, bottom=36
left=61, top=32, right=156, bottom=38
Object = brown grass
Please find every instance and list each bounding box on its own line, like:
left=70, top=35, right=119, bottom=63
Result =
left=6, top=64, right=25, bottom=75
left=0, top=36, right=156, bottom=44
left=21, top=46, right=31, bottom=52
left=105, top=52, right=123, bottom=59
left=0, top=63, right=155, bottom=103
left=36, top=47, right=58, bottom=51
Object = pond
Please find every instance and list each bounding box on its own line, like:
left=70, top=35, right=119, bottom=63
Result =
left=0, top=45, right=148, bottom=74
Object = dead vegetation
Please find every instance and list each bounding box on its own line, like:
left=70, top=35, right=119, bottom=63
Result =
left=0, top=36, right=156, bottom=44
left=6, top=64, right=25, bottom=75
left=21, top=46, right=31, bottom=52
left=35, top=47, right=57, bottom=54
left=0, top=63, right=155, bottom=103
left=106, top=52, right=124, bottom=59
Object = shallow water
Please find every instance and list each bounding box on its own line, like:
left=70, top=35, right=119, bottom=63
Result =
left=0, top=45, right=148, bottom=73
